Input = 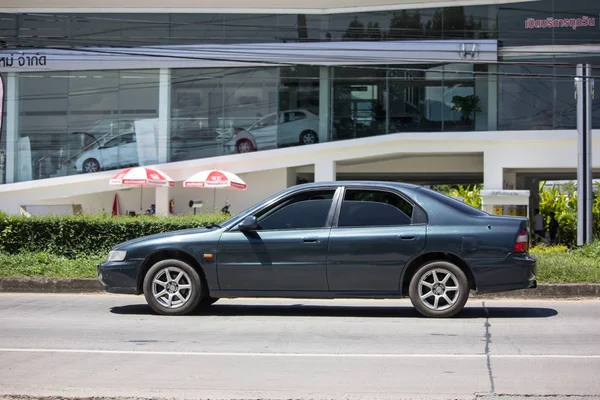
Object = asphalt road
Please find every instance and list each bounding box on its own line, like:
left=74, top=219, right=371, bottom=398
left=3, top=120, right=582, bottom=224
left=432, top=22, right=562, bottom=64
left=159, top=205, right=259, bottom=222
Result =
left=0, top=294, right=599, bottom=400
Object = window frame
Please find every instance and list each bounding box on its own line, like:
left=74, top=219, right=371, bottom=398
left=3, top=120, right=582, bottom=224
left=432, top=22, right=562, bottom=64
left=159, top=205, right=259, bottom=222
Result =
left=229, top=186, right=343, bottom=232
left=331, top=186, right=428, bottom=229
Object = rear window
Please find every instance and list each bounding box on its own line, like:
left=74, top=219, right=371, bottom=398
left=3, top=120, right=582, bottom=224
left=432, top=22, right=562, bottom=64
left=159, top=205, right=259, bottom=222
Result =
left=418, top=187, right=489, bottom=216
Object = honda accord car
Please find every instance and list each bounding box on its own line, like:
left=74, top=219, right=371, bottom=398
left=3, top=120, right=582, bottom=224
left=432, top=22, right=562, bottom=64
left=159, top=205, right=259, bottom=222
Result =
left=97, top=181, right=536, bottom=318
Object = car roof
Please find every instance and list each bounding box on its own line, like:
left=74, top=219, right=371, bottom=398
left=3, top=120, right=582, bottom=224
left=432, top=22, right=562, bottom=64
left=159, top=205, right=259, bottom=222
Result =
left=294, top=180, right=421, bottom=191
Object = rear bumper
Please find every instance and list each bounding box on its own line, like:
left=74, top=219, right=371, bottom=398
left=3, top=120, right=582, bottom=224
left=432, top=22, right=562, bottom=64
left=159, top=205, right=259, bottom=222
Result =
left=471, top=253, right=537, bottom=294
left=97, top=259, right=144, bottom=295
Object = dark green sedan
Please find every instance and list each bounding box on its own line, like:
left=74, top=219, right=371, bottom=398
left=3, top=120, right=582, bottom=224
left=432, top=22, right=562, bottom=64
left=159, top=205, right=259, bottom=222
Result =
left=97, top=181, right=536, bottom=318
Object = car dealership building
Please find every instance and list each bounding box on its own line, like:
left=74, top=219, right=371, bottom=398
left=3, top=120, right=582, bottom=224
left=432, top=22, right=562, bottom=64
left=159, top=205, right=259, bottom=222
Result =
left=0, top=0, right=599, bottom=216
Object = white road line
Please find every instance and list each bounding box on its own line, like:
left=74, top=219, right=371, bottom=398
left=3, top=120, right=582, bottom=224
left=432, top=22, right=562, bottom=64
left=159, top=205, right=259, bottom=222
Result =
left=0, top=348, right=599, bottom=359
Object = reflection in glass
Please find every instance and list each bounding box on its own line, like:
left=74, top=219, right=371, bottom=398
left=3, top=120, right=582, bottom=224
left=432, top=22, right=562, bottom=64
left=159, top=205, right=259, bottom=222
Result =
left=498, top=65, right=555, bottom=130
left=17, top=70, right=159, bottom=181
left=170, top=66, right=320, bottom=161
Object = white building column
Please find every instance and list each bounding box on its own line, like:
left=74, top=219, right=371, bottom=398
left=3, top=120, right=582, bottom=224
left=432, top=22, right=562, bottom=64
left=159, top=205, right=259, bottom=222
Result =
left=158, top=68, right=171, bottom=165
left=5, top=73, right=19, bottom=184
left=155, top=186, right=171, bottom=216
left=483, top=150, right=504, bottom=189
left=314, top=160, right=336, bottom=182
left=318, top=67, right=331, bottom=143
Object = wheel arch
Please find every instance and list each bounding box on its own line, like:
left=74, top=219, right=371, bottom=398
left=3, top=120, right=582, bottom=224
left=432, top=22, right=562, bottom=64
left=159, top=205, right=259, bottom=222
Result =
left=400, top=252, right=476, bottom=296
left=137, top=248, right=208, bottom=295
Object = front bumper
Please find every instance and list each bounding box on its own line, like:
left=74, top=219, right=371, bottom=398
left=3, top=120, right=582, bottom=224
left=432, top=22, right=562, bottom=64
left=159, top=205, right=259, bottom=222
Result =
left=97, top=259, right=144, bottom=295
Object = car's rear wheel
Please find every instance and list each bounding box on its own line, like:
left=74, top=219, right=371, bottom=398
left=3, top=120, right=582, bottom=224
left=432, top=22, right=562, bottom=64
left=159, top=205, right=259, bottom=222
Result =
left=299, top=130, right=318, bottom=145
left=236, top=139, right=255, bottom=153
left=82, top=158, right=100, bottom=173
left=143, top=259, right=203, bottom=315
left=409, top=261, right=469, bottom=318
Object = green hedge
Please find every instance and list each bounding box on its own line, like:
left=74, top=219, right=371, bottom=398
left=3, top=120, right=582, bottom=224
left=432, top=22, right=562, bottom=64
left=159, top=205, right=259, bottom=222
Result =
left=0, top=213, right=231, bottom=258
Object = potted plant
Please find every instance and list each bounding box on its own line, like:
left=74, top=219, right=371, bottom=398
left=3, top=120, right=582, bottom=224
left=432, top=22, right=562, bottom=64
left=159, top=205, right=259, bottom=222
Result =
left=451, top=94, right=482, bottom=125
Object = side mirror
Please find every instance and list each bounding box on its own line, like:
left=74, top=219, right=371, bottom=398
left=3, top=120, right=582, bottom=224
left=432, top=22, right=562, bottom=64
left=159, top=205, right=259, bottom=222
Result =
left=239, top=215, right=258, bottom=231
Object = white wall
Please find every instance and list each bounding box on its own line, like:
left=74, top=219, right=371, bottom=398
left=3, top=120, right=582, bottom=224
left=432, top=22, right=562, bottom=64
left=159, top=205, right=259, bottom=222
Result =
left=2, top=129, right=600, bottom=215
left=25, top=167, right=296, bottom=216
left=336, top=153, right=483, bottom=174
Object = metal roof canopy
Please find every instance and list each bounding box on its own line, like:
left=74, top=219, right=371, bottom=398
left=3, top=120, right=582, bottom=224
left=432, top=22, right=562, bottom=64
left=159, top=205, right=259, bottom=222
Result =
left=0, top=0, right=536, bottom=14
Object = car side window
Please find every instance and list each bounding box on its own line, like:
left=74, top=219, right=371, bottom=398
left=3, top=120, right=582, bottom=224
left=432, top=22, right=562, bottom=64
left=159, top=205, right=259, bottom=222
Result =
left=255, top=189, right=336, bottom=231
left=122, top=133, right=136, bottom=144
left=103, top=137, right=120, bottom=148
left=338, top=189, right=414, bottom=228
left=293, top=112, right=307, bottom=121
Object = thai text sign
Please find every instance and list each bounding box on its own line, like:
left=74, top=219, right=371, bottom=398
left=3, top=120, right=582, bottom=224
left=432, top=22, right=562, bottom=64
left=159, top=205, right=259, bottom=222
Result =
left=525, top=16, right=596, bottom=30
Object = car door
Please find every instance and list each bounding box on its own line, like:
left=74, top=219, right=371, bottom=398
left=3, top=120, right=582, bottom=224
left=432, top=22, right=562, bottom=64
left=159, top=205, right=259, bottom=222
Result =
left=251, top=113, right=278, bottom=150
left=98, top=136, right=122, bottom=169
left=216, top=188, right=340, bottom=292
left=117, top=132, right=139, bottom=167
left=326, top=187, right=427, bottom=293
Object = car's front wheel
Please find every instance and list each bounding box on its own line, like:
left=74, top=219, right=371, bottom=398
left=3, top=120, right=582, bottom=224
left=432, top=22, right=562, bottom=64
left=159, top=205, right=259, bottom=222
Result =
left=409, top=261, right=469, bottom=318
left=236, top=139, right=255, bottom=153
left=82, top=158, right=100, bottom=173
left=143, top=259, right=203, bottom=315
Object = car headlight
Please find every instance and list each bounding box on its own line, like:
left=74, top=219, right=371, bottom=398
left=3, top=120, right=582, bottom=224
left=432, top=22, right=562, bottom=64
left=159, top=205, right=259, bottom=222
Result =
left=106, top=250, right=127, bottom=262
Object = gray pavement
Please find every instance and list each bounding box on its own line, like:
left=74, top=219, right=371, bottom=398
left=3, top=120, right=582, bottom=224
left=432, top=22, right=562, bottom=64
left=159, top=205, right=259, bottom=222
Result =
left=0, top=293, right=599, bottom=400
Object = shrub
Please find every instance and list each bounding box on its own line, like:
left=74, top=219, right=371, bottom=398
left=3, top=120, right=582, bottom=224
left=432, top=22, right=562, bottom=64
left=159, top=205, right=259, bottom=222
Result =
left=530, top=244, right=569, bottom=254
left=0, top=213, right=231, bottom=258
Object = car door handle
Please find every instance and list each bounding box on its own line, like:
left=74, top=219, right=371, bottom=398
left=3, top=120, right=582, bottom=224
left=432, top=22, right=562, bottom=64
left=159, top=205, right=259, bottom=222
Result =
left=399, top=235, right=416, bottom=240
left=302, top=237, right=320, bottom=243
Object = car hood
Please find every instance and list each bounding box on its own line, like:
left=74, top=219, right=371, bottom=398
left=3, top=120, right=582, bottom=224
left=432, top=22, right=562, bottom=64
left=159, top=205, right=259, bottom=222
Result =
left=114, top=226, right=216, bottom=250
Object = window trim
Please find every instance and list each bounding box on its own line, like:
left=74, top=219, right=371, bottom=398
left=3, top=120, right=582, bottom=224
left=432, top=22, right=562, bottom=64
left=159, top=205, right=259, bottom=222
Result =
left=228, top=186, right=343, bottom=232
left=332, top=186, right=427, bottom=229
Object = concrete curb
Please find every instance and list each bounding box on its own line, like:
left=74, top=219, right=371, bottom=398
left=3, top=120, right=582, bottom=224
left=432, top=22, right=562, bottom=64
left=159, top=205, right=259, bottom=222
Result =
left=0, top=277, right=105, bottom=293
left=472, top=283, right=600, bottom=299
left=0, top=277, right=599, bottom=299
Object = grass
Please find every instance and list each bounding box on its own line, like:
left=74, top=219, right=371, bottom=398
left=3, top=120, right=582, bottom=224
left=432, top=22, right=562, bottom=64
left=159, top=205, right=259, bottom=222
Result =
left=0, top=252, right=103, bottom=279
left=531, top=244, right=600, bottom=283
left=0, top=244, right=599, bottom=283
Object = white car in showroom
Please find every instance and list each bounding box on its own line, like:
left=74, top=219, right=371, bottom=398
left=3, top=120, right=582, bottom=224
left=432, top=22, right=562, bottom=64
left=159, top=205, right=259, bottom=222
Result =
left=224, top=109, right=320, bottom=154
left=74, top=132, right=138, bottom=173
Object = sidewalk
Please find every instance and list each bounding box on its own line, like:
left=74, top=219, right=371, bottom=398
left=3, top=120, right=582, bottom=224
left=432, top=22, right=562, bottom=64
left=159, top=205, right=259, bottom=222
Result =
left=1, top=277, right=599, bottom=299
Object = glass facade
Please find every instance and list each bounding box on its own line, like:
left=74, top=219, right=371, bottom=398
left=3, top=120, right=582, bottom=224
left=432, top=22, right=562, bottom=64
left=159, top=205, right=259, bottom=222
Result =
left=1, top=0, right=599, bottom=184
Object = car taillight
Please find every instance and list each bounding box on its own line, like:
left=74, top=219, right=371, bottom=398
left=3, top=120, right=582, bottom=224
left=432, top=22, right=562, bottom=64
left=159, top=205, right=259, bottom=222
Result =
left=514, top=229, right=529, bottom=253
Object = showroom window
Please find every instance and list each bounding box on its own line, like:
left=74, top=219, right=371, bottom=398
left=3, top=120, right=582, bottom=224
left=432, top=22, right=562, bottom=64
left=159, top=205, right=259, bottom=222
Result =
left=14, top=69, right=159, bottom=181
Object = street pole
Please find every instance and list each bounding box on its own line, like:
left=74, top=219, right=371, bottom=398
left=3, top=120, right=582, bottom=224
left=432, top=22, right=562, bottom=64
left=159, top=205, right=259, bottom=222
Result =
left=575, top=64, right=594, bottom=246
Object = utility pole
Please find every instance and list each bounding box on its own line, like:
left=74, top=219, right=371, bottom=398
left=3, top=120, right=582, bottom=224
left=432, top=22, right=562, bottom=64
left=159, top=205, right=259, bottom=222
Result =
left=575, top=64, right=594, bottom=246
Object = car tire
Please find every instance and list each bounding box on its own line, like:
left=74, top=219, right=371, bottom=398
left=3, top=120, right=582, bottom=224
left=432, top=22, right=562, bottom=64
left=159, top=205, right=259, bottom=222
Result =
left=82, top=158, right=101, bottom=173
left=143, top=259, right=203, bottom=316
left=236, top=139, right=255, bottom=153
left=299, top=130, right=318, bottom=145
left=408, top=261, right=469, bottom=318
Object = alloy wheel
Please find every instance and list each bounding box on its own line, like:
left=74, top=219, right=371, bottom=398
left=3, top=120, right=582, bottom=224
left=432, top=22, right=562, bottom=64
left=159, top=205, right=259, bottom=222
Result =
left=301, top=132, right=317, bottom=144
left=417, top=268, right=460, bottom=311
left=151, top=266, right=193, bottom=309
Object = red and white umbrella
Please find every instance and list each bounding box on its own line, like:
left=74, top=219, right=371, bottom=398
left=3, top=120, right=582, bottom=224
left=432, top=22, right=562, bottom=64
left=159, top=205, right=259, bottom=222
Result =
left=184, top=169, right=247, bottom=213
left=183, top=169, right=247, bottom=190
left=110, top=167, right=175, bottom=213
left=110, top=166, right=175, bottom=187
